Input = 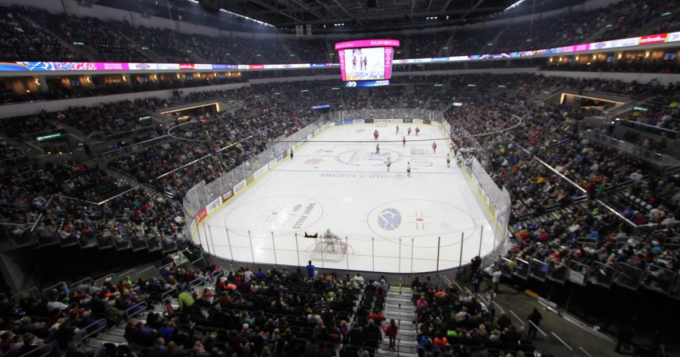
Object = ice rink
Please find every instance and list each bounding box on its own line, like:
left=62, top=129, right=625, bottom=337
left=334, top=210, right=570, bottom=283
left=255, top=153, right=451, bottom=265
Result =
left=201, top=123, right=498, bottom=273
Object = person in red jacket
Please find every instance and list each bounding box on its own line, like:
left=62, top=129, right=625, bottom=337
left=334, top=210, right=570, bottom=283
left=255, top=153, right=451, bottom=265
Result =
left=382, top=319, right=399, bottom=351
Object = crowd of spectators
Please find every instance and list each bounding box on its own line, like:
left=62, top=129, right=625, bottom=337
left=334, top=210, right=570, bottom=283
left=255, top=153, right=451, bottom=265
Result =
left=0, top=7, right=82, bottom=62
left=4, top=0, right=680, bottom=66
left=409, top=279, right=536, bottom=356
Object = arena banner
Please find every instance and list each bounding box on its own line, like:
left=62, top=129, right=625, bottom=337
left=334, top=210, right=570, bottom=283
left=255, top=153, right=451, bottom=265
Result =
left=205, top=196, right=223, bottom=215
left=276, top=154, right=283, bottom=161
left=413, top=119, right=423, bottom=124
left=334, top=121, right=343, bottom=126
left=353, top=119, right=364, bottom=124
left=194, top=64, right=213, bottom=70
left=403, top=119, right=412, bottom=123
left=128, top=63, right=159, bottom=70
left=343, top=119, right=353, bottom=125
left=221, top=188, right=234, bottom=202
left=194, top=207, right=208, bottom=224
left=179, top=63, right=194, bottom=70
left=364, top=119, right=374, bottom=124
left=249, top=64, right=265, bottom=70
left=639, top=33, right=668, bottom=45
left=268, top=158, right=277, bottom=168
left=237, top=65, right=249, bottom=70
left=612, top=37, right=641, bottom=48
left=246, top=173, right=255, bottom=185
left=424, top=120, right=431, bottom=125
left=669, top=32, right=680, bottom=43
left=157, top=63, right=180, bottom=70
left=234, top=179, right=247, bottom=193
left=253, top=166, right=268, bottom=180
left=95, top=62, right=129, bottom=71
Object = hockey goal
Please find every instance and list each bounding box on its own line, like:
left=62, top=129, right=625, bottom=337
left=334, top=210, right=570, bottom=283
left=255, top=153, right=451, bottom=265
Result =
left=376, top=122, right=387, bottom=127
left=310, top=237, right=347, bottom=262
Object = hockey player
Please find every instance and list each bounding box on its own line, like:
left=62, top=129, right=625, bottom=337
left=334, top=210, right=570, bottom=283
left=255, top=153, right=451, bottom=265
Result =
left=446, top=154, right=451, bottom=168
left=415, top=126, right=420, bottom=136
left=386, top=157, right=391, bottom=172
left=402, top=136, right=406, bottom=147
left=374, top=129, right=379, bottom=140
left=407, top=162, right=411, bottom=177
left=407, top=127, right=412, bottom=136
left=395, top=125, right=399, bottom=134
left=376, top=143, right=380, bottom=154
left=432, top=141, right=437, bottom=153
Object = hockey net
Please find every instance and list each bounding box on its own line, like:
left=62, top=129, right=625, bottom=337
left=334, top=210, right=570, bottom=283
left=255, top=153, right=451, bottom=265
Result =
left=310, top=237, right=347, bottom=262
left=376, top=122, right=387, bottom=127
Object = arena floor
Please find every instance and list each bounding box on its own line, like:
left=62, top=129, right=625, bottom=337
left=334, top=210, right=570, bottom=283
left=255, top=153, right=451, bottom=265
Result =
left=201, top=123, right=496, bottom=273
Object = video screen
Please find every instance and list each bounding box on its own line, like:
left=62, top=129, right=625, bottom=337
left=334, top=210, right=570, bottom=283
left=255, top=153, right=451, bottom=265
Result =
left=343, top=47, right=385, bottom=81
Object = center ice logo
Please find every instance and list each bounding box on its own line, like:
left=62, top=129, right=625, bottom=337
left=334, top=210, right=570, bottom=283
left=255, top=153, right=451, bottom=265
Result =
left=378, top=208, right=402, bottom=231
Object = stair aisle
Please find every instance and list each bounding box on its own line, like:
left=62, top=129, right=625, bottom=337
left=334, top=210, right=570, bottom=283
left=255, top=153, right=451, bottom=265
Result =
left=381, top=287, right=417, bottom=357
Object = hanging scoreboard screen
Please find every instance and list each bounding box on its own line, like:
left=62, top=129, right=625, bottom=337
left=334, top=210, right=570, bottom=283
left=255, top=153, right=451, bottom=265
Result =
left=335, top=39, right=400, bottom=84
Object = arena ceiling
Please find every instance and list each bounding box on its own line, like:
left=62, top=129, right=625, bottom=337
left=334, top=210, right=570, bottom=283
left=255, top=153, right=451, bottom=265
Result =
left=200, top=0, right=523, bottom=29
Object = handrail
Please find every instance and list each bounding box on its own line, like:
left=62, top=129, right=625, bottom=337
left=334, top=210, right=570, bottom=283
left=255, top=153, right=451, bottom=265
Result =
left=138, top=266, right=159, bottom=280
left=94, top=273, right=116, bottom=287
left=78, top=318, right=108, bottom=350
left=595, top=199, right=638, bottom=228
left=10, top=287, right=40, bottom=304
left=17, top=341, right=51, bottom=357
left=70, top=277, right=94, bottom=291
left=41, top=282, right=63, bottom=298
left=577, top=347, right=593, bottom=357
left=97, top=186, right=140, bottom=206
left=94, top=135, right=170, bottom=159
left=161, top=287, right=178, bottom=302
left=508, top=310, right=525, bottom=326
left=551, top=332, right=573, bottom=353
left=124, top=301, right=148, bottom=322
left=117, top=269, right=139, bottom=284
left=189, top=277, right=204, bottom=288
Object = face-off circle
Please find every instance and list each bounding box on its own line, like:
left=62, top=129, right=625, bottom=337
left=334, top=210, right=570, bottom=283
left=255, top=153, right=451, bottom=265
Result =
left=335, top=148, right=404, bottom=167
left=367, top=199, right=477, bottom=246
left=223, top=195, right=324, bottom=236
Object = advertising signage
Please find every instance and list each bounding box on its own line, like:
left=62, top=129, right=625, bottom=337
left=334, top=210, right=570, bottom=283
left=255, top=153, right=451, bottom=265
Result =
left=5, top=30, right=680, bottom=74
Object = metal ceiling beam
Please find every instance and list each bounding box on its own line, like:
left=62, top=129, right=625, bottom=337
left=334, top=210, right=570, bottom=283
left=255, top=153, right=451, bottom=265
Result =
left=290, top=0, right=329, bottom=21
left=439, top=0, right=453, bottom=14
left=315, top=0, right=343, bottom=19
left=246, top=0, right=301, bottom=22
left=276, top=5, right=505, bottom=25
left=461, top=0, right=485, bottom=19
left=333, top=0, right=361, bottom=24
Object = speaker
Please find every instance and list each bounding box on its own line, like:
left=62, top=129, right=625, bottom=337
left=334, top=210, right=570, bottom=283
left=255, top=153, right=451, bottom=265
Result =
left=367, top=0, right=377, bottom=8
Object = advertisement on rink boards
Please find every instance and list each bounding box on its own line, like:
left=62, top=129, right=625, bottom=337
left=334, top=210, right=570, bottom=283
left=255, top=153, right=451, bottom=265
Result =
left=206, top=196, right=222, bottom=215
left=221, top=188, right=234, bottom=202
left=234, top=180, right=247, bottom=193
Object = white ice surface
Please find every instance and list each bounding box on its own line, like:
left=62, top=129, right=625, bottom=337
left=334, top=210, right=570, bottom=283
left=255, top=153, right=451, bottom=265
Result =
left=201, top=123, right=497, bottom=273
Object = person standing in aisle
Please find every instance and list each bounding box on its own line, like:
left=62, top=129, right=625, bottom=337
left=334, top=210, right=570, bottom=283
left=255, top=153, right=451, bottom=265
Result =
left=382, top=319, right=399, bottom=351
left=407, top=162, right=411, bottom=177
left=527, top=308, right=543, bottom=340
left=491, top=267, right=502, bottom=293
